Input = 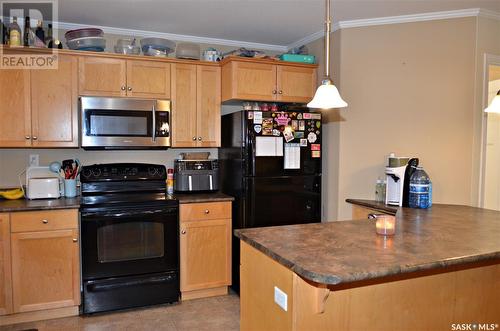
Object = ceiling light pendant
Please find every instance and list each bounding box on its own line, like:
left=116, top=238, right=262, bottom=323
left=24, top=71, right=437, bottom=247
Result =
left=485, top=90, right=500, bottom=113
left=307, top=0, right=347, bottom=109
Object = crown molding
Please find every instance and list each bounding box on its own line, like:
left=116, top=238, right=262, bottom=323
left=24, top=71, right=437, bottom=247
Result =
left=57, top=21, right=289, bottom=52
left=478, top=8, right=500, bottom=21
left=286, top=7, right=500, bottom=50
left=337, top=8, right=481, bottom=30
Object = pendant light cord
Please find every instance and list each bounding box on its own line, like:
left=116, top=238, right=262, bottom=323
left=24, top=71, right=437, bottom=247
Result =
left=324, top=0, right=331, bottom=81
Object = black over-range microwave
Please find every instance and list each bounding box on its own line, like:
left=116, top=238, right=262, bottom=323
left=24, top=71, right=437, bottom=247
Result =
left=80, top=97, right=171, bottom=149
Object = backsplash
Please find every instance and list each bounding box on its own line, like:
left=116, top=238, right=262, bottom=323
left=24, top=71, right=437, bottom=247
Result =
left=0, top=148, right=218, bottom=187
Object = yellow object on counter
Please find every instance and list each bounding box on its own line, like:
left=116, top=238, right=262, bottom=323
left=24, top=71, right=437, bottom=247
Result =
left=0, top=188, right=25, bottom=200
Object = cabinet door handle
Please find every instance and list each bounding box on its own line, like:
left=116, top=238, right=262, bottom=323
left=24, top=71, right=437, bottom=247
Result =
left=73, top=238, right=78, bottom=242
left=204, top=209, right=210, bottom=214
left=278, top=90, right=283, bottom=94
left=121, top=86, right=126, bottom=91
left=272, top=90, right=277, bottom=94
left=128, top=86, right=132, bottom=91
left=42, top=219, right=48, bottom=224
left=192, top=136, right=197, bottom=141
left=25, top=135, right=30, bottom=140
left=198, top=137, right=202, bottom=141
left=181, top=229, right=186, bottom=235
left=32, top=136, right=38, bottom=140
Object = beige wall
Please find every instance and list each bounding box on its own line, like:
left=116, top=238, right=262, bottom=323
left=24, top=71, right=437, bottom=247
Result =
left=0, top=148, right=218, bottom=187
left=308, top=17, right=478, bottom=220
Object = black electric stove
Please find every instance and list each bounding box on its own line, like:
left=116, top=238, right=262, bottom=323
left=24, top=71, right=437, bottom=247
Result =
left=79, top=163, right=179, bottom=314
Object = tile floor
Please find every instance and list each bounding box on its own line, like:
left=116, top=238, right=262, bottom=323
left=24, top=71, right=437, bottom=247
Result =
left=1, top=293, right=240, bottom=331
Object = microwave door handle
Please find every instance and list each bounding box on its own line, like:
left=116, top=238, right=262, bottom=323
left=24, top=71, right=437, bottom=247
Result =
left=152, top=103, right=156, bottom=142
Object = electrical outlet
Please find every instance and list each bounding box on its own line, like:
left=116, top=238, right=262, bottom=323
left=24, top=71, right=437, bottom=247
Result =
left=29, top=154, right=39, bottom=167
left=274, top=286, right=287, bottom=311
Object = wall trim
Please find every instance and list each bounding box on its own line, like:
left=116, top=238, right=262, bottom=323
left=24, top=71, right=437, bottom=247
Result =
left=57, top=21, right=289, bottom=52
left=286, top=7, right=500, bottom=50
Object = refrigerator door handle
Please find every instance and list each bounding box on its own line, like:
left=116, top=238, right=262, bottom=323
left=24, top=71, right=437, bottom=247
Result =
left=209, top=175, right=213, bottom=190
left=188, top=175, right=192, bottom=191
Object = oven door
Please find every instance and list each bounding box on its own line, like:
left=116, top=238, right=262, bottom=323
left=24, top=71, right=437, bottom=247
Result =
left=81, top=205, right=178, bottom=280
left=80, top=97, right=171, bottom=149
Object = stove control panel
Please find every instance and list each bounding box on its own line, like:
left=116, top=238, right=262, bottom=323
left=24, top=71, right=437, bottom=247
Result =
left=80, top=163, right=167, bottom=182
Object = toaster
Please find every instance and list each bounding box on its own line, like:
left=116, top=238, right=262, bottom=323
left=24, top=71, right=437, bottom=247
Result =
left=26, top=166, right=61, bottom=199
left=174, top=160, right=219, bottom=192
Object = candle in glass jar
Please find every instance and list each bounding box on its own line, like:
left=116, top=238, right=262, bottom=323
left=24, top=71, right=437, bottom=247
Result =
left=375, top=215, right=396, bottom=236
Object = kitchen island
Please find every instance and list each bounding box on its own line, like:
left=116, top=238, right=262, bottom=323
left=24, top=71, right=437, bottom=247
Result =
left=235, top=204, right=500, bottom=331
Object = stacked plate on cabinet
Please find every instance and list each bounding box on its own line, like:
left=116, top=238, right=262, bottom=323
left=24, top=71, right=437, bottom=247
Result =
left=65, top=28, right=106, bottom=52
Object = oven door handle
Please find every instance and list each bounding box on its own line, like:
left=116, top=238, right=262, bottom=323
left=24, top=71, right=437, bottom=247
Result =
left=152, top=103, right=156, bottom=142
left=81, top=208, right=177, bottom=219
left=87, top=274, right=177, bottom=292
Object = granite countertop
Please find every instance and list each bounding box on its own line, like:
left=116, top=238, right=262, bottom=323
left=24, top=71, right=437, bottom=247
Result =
left=235, top=204, right=500, bottom=286
left=175, top=192, right=234, bottom=204
left=0, top=196, right=81, bottom=212
left=0, top=192, right=234, bottom=212
left=346, top=198, right=399, bottom=215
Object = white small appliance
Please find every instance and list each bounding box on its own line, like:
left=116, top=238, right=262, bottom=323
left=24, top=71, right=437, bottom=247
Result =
left=25, top=166, right=61, bottom=200
left=385, top=165, right=407, bottom=206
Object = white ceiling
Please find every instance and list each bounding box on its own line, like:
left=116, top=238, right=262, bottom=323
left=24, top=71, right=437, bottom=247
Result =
left=58, top=0, right=500, bottom=47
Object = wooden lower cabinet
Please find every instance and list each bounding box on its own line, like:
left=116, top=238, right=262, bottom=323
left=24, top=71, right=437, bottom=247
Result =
left=0, top=209, right=80, bottom=325
left=179, top=202, right=231, bottom=300
left=240, top=242, right=500, bottom=331
left=11, top=228, right=80, bottom=313
left=0, top=214, right=12, bottom=316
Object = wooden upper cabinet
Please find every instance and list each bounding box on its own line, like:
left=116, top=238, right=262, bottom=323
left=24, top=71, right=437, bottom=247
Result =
left=221, top=57, right=317, bottom=103
left=79, top=57, right=127, bottom=96
left=222, top=60, right=276, bottom=102
left=276, top=65, right=316, bottom=103
left=197, top=65, right=221, bottom=147
left=127, top=60, right=171, bottom=98
left=0, top=70, right=31, bottom=147
left=31, top=55, right=78, bottom=147
left=79, top=57, right=172, bottom=99
left=0, top=213, right=12, bottom=316
left=172, top=63, right=198, bottom=147
left=171, top=63, right=221, bottom=148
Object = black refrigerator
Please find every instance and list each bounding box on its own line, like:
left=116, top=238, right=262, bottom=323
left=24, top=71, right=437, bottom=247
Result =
left=219, top=106, right=322, bottom=292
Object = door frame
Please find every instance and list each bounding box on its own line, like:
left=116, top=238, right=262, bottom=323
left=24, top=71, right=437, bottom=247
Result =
left=479, top=54, right=500, bottom=208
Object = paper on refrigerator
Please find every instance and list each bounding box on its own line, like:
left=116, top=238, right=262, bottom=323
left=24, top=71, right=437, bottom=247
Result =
left=255, top=137, right=283, bottom=156
left=284, top=143, right=301, bottom=169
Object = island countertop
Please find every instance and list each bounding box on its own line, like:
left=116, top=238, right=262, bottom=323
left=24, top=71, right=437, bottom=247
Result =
left=235, top=204, right=500, bottom=285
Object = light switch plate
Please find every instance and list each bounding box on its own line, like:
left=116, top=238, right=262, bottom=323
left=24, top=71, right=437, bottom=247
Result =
left=274, top=286, right=288, bottom=311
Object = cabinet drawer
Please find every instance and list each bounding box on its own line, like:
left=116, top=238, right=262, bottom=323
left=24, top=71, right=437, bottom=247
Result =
left=180, top=202, right=231, bottom=222
left=11, top=210, right=78, bottom=233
